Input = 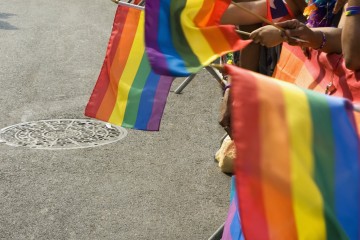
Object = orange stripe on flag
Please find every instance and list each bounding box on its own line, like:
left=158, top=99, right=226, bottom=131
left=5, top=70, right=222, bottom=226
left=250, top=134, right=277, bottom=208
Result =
left=256, top=72, right=298, bottom=239
left=273, top=45, right=304, bottom=84
left=193, top=0, right=214, bottom=27
left=200, top=27, right=232, bottom=54
left=96, top=8, right=141, bottom=120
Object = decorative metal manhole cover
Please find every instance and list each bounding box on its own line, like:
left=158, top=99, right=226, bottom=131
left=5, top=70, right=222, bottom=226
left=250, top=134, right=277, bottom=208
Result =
left=0, top=119, right=127, bottom=150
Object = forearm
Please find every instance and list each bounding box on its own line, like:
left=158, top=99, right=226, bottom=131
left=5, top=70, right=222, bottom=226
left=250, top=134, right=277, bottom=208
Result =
left=277, top=19, right=342, bottom=53
left=342, top=0, right=360, bottom=70
left=311, top=27, right=342, bottom=54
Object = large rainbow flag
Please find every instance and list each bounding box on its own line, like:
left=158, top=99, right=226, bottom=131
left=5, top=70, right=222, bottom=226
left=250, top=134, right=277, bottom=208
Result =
left=85, top=3, right=174, bottom=131
left=144, top=0, right=251, bottom=77
left=227, top=65, right=360, bottom=240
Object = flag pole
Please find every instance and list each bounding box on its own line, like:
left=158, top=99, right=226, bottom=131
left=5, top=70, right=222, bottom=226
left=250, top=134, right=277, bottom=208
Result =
left=209, top=64, right=228, bottom=90
left=235, top=30, right=251, bottom=36
left=110, top=0, right=145, bottom=8
left=110, top=1, right=145, bottom=10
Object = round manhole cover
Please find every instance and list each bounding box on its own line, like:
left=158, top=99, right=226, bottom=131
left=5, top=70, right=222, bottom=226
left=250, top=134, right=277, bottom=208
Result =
left=0, top=119, right=127, bottom=150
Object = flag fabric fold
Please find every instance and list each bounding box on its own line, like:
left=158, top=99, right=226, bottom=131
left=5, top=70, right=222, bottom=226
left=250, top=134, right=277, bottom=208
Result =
left=273, top=43, right=360, bottom=103
left=144, top=0, right=251, bottom=77
left=227, top=65, right=360, bottom=240
left=85, top=4, right=174, bottom=131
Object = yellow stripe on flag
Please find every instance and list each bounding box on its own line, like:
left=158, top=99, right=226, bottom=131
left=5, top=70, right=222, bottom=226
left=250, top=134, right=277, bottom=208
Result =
left=181, top=1, right=216, bottom=65
left=109, top=11, right=145, bottom=124
left=257, top=77, right=298, bottom=239
left=282, top=82, right=326, bottom=239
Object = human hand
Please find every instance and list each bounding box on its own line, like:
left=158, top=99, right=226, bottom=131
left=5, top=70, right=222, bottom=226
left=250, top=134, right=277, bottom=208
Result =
left=249, top=25, right=285, bottom=48
left=276, top=19, right=322, bottom=49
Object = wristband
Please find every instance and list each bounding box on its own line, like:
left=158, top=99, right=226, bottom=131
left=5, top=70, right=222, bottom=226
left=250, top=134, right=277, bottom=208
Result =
left=346, top=6, right=360, bottom=16
left=314, top=31, right=326, bottom=50
left=223, top=84, right=231, bottom=94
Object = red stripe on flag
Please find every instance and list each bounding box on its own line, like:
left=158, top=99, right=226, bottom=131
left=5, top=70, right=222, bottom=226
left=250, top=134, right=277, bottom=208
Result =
left=219, top=25, right=251, bottom=51
left=85, top=6, right=130, bottom=118
left=108, top=6, right=131, bottom=67
left=207, top=0, right=231, bottom=26
left=96, top=6, right=141, bottom=120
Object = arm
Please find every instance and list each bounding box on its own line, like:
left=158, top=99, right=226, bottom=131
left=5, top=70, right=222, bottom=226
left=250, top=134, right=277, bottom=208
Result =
left=276, top=19, right=342, bottom=54
left=248, top=22, right=342, bottom=52
left=342, top=0, right=360, bottom=70
left=312, top=28, right=342, bottom=54
left=220, top=0, right=267, bottom=25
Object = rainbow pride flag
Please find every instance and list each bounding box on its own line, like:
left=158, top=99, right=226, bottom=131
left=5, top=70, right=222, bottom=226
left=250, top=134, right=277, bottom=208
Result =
left=144, top=0, right=251, bottom=77
left=273, top=43, right=360, bottom=103
left=227, top=65, right=360, bottom=240
left=85, top=3, right=174, bottom=131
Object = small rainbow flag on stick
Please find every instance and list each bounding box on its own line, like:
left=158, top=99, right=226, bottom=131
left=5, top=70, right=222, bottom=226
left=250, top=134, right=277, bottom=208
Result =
left=227, top=65, right=360, bottom=240
left=85, top=3, right=174, bottom=131
left=144, top=0, right=251, bottom=77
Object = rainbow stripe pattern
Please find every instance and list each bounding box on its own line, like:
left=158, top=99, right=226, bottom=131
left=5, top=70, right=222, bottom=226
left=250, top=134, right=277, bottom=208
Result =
left=222, top=176, right=245, bottom=240
left=144, top=0, right=251, bottom=77
left=227, top=65, right=360, bottom=240
left=85, top=4, right=173, bottom=131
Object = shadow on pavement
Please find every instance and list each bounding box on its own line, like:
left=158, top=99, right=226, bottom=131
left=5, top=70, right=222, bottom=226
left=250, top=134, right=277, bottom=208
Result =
left=0, top=13, right=18, bottom=30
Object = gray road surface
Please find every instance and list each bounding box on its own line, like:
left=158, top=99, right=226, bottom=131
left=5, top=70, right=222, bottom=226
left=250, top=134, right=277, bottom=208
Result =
left=0, top=1, right=231, bottom=239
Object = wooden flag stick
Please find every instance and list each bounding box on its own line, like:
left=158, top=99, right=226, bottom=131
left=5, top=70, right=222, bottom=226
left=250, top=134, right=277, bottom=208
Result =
left=211, top=64, right=225, bottom=72
left=235, top=30, right=251, bottom=36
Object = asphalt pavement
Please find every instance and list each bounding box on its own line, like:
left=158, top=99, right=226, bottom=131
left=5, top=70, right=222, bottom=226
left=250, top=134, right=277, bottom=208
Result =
left=0, top=1, right=231, bottom=239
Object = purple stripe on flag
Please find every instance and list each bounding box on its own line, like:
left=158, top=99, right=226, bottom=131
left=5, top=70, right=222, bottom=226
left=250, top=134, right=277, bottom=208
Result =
left=144, top=0, right=170, bottom=75
left=147, top=75, right=173, bottom=130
